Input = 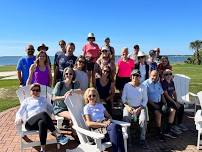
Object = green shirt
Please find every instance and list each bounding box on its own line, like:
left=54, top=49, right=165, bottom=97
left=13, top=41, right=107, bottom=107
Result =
left=52, top=81, right=80, bottom=114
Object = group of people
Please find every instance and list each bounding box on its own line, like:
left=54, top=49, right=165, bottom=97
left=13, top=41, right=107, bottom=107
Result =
left=15, top=33, right=188, bottom=152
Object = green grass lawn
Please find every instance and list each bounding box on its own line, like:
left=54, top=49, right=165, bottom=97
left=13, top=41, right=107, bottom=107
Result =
left=0, top=63, right=201, bottom=112
left=0, top=65, right=16, bottom=72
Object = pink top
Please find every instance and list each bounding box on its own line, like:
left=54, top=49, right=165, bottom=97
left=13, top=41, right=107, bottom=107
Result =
left=83, top=42, right=100, bottom=63
left=117, top=58, right=135, bottom=77
left=32, top=66, right=50, bottom=86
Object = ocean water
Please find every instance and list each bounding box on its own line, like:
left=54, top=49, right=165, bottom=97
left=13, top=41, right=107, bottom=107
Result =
left=0, top=55, right=191, bottom=66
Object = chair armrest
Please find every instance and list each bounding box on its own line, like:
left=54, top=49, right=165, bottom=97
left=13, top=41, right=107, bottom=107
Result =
left=72, top=125, right=105, bottom=139
left=15, top=123, right=22, bottom=135
left=189, top=92, right=198, bottom=97
left=54, top=115, right=64, bottom=129
left=112, top=119, right=131, bottom=127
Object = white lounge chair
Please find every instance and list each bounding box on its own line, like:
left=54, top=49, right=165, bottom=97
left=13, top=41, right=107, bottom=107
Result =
left=64, top=93, right=130, bottom=152
left=16, top=85, right=64, bottom=152
left=173, top=74, right=198, bottom=113
left=194, top=91, right=202, bottom=149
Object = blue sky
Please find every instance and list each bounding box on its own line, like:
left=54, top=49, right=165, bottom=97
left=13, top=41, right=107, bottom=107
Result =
left=0, top=0, right=201, bottom=56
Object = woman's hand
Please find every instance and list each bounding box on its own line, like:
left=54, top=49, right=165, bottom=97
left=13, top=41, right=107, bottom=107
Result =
left=103, top=119, right=111, bottom=127
left=64, top=90, right=73, bottom=98
left=15, top=118, right=23, bottom=125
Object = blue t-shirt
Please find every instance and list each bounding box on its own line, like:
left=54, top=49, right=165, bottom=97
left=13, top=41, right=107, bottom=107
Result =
left=16, top=56, right=36, bottom=86
left=83, top=103, right=106, bottom=122
left=161, top=79, right=175, bottom=98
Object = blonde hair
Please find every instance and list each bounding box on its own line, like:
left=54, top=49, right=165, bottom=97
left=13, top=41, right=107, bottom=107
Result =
left=83, top=87, right=100, bottom=104
left=34, top=51, right=48, bottom=67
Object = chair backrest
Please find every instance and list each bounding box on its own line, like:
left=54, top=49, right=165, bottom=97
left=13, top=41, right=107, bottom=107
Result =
left=64, top=93, right=90, bottom=144
left=16, top=85, right=52, bottom=104
left=173, top=74, right=191, bottom=103
left=197, top=91, right=202, bottom=109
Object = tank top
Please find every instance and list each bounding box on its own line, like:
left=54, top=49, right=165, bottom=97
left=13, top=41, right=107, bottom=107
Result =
left=32, top=66, right=49, bottom=86
left=96, top=78, right=111, bottom=100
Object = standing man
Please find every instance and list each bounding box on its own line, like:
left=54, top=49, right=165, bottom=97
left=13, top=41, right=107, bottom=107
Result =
left=154, top=48, right=162, bottom=65
left=129, top=44, right=140, bottom=64
left=143, top=70, right=167, bottom=141
left=53, top=40, right=66, bottom=86
left=101, top=37, right=115, bottom=61
left=16, top=44, right=36, bottom=86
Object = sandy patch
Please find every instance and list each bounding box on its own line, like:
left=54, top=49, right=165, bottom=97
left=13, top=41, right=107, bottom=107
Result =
left=0, top=88, right=17, bottom=99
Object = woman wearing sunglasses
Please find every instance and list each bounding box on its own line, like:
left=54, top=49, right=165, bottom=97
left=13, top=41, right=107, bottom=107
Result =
left=95, top=65, right=115, bottom=114
left=52, top=67, right=82, bottom=121
left=15, top=83, right=69, bottom=152
left=74, top=55, right=88, bottom=91
left=157, top=56, right=172, bottom=79
left=94, top=46, right=116, bottom=83
left=83, top=87, right=125, bottom=152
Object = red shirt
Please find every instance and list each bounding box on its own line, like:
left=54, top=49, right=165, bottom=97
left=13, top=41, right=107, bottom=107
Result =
left=83, top=42, right=100, bottom=63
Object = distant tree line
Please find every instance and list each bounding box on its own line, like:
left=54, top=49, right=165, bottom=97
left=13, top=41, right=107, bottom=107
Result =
left=185, top=40, right=202, bottom=65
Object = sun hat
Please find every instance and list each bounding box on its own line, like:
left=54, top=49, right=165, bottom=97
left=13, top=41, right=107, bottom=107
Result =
left=131, top=69, right=141, bottom=76
left=101, top=46, right=110, bottom=52
left=137, top=51, right=146, bottom=57
left=37, top=43, right=49, bottom=51
left=87, top=33, right=95, bottom=38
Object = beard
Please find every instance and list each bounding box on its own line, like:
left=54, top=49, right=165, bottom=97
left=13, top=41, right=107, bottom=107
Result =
left=27, top=51, right=34, bottom=56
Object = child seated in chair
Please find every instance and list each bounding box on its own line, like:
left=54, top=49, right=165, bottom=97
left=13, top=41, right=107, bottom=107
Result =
left=15, top=83, right=69, bottom=152
left=83, top=87, right=125, bottom=152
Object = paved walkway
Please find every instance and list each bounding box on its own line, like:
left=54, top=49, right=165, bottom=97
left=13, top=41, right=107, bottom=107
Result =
left=0, top=107, right=200, bottom=152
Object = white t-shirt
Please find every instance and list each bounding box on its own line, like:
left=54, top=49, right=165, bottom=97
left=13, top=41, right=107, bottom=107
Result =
left=83, top=103, right=106, bottom=122
left=122, top=83, right=148, bottom=107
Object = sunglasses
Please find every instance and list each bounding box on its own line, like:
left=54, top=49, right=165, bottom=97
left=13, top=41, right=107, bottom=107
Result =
left=65, top=73, right=73, bottom=76
left=103, top=70, right=110, bottom=73
left=101, top=50, right=108, bottom=53
left=31, top=89, right=40, bottom=92
left=78, top=60, right=85, bottom=64
left=27, top=48, right=34, bottom=51
left=165, top=73, right=172, bottom=76
left=88, top=94, right=96, bottom=98
left=132, top=74, right=141, bottom=77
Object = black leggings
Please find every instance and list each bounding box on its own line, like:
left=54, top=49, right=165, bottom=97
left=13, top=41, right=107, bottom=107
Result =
left=25, top=112, right=56, bottom=145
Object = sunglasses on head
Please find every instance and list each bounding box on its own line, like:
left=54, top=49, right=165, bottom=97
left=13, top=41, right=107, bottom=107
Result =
left=31, top=89, right=40, bottom=92
left=165, top=73, right=172, bottom=76
left=65, top=73, right=73, bottom=76
left=88, top=94, right=96, bottom=98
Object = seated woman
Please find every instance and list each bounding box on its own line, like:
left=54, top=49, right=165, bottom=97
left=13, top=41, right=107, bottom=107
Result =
left=161, top=69, right=187, bottom=136
left=83, top=88, right=125, bottom=152
left=26, top=51, right=52, bottom=87
left=95, top=65, right=115, bottom=114
left=15, top=83, right=69, bottom=152
left=74, top=55, right=88, bottom=91
left=52, top=67, right=82, bottom=122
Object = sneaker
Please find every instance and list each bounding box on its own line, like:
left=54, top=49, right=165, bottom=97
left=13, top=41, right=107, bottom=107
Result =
left=178, top=124, right=188, bottom=131
left=57, top=134, right=69, bottom=145
left=164, top=131, right=177, bottom=139
left=171, top=127, right=182, bottom=135
left=159, top=134, right=166, bottom=142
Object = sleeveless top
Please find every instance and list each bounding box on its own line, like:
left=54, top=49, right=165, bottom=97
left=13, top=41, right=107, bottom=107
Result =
left=96, top=78, right=111, bottom=100
left=32, top=66, right=49, bottom=86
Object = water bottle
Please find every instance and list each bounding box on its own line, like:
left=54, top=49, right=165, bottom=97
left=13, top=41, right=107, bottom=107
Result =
left=131, top=114, right=137, bottom=122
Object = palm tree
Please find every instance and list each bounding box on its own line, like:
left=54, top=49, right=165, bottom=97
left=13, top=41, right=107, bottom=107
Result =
left=190, top=40, right=202, bottom=65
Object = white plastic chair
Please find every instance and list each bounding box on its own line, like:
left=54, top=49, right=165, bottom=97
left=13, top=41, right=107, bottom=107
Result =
left=194, top=91, right=202, bottom=149
left=15, top=85, right=63, bottom=152
left=173, top=74, right=198, bottom=113
left=64, top=93, right=130, bottom=152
